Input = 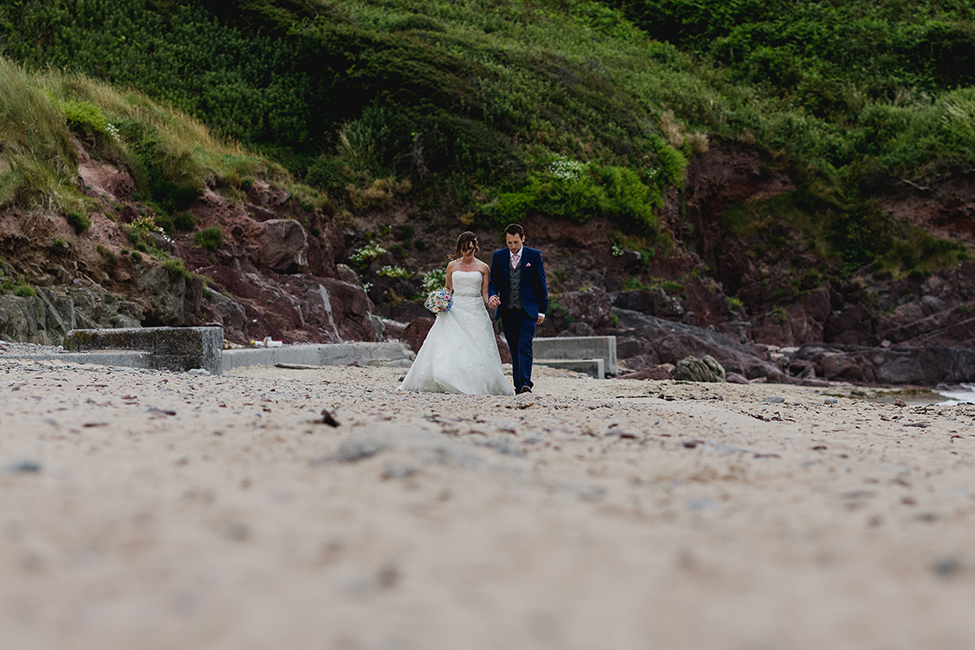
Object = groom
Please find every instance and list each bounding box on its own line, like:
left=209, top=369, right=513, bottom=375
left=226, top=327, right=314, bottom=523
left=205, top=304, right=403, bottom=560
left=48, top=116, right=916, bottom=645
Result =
left=488, top=223, right=548, bottom=394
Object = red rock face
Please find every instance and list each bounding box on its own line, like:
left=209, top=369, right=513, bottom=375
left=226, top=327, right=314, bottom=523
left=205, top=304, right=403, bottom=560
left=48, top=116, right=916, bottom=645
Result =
left=8, top=135, right=975, bottom=375
left=403, top=318, right=435, bottom=353
left=0, top=140, right=379, bottom=346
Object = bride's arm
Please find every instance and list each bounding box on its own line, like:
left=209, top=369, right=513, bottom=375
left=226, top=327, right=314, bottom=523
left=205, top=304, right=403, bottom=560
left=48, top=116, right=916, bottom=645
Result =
left=480, top=265, right=490, bottom=303
left=444, top=261, right=455, bottom=293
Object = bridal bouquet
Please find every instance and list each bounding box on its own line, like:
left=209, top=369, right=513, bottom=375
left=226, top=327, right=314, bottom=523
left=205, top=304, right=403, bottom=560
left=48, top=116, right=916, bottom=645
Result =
left=424, top=288, right=453, bottom=315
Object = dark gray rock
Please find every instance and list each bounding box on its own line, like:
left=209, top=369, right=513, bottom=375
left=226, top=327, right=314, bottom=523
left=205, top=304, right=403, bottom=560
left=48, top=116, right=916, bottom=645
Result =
left=790, top=343, right=975, bottom=385
left=207, top=291, right=248, bottom=339
left=137, top=265, right=185, bottom=325
left=613, top=308, right=791, bottom=382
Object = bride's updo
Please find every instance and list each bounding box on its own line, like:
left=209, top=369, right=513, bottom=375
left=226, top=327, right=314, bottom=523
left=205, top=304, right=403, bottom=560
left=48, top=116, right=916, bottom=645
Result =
left=456, top=231, right=479, bottom=257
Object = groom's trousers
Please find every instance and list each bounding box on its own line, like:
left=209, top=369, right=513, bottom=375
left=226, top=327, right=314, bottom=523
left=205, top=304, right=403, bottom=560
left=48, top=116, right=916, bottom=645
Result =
left=501, top=307, right=537, bottom=392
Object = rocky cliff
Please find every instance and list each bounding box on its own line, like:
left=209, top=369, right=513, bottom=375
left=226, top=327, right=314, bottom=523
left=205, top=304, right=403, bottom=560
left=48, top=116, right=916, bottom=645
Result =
left=0, top=139, right=377, bottom=347
left=4, top=137, right=975, bottom=386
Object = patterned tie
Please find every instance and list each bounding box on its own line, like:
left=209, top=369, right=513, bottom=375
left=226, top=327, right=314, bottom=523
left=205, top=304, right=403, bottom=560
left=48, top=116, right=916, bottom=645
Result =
left=511, top=251, right=520, bottom=269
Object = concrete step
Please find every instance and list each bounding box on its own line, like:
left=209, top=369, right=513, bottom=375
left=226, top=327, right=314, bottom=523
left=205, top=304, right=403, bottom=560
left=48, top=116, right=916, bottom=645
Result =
left=533, top=336, right=616, bottom=375
left=11, top=350, right=153, bottom=370
left=223, top=341, right=414, bottom=371
left=535, top=357, right=605, bottom=378
left=6, top=328, right=413, bottom=375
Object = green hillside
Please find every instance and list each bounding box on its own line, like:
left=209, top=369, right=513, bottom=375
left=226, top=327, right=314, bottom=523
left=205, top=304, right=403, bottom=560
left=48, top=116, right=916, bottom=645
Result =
left=2, top=0, right=974, bottom=274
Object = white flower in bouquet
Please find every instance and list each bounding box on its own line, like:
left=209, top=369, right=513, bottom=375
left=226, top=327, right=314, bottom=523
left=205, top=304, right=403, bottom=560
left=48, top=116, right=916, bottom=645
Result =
left=424, top=288, right=452, bottom=315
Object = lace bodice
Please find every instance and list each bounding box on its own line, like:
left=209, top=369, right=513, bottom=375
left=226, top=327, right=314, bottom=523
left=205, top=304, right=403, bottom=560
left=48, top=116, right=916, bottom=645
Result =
left=451, top=270, right=483, bottom=297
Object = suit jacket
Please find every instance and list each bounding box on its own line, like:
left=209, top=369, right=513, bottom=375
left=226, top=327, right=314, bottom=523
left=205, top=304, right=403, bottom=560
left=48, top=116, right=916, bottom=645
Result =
left=488, top=246, right=548, bottom=321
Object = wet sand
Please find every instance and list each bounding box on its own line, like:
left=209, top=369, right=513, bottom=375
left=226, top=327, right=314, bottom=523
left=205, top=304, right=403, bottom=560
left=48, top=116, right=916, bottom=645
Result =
left=2, top=358, right=974, bottom=649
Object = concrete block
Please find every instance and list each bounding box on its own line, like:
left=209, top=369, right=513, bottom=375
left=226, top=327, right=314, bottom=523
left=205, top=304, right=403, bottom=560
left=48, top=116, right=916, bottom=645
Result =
left=536, top=358, right=605, bottom=378
left=64, top=327, right=224, bottom=375
left=533, top=336, right=617, bottom=376
left=221, top=342, right=414, bottom=371
left=12, top=350, right=153, bottom=370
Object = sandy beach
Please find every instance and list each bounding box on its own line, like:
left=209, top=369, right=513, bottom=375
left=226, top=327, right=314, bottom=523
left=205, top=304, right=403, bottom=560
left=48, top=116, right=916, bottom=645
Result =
left=2, top=357, right=974, bottom=650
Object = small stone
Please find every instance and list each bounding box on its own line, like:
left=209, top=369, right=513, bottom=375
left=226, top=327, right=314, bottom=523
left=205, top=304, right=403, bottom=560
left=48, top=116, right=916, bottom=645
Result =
left=497, top=421, right=518, bottom=434
left=894, top=398, right=907, bottom=407
left=4, top=459, right=42, bottom=474
left=188, top=368, right=211, bottom=376
left=824, top=397, right=838, bottom=405
left=475, top=439, right=526, bottom=457
left=333, top=436, right=385, bottom=463
left=933, top=557, right=963, bottom=577
left=320, top=409, right=340, bottom=427
left=761, top=396, right=785, bottom=404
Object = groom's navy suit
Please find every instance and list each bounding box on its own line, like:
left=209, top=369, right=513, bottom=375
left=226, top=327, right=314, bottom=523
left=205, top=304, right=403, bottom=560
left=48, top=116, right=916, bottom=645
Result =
left=488, top=246, right=548, bottom=393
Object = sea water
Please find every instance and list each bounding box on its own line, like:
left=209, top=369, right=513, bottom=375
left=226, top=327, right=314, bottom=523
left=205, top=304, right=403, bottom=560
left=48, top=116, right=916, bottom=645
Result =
left=938, top=383, right=975, bottom=405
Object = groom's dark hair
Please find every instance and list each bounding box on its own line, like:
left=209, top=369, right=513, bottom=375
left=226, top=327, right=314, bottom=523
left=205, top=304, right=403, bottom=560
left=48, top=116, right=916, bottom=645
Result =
left=456, top=231, right=479, bottom=256
left=505, top=223, right=525, bottom=238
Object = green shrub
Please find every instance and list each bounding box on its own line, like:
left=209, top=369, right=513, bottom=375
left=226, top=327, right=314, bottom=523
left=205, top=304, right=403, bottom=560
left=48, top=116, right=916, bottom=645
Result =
left=50, top=237, right=67, bottom=253
left=194, top=226, right=224, bottom=251
left=421, top=268, right=446, bottom=294
left=378, top=265, right=410, bottom=280
left=173, top=212, right=197, bottom=231
left=61, top=99, right=108, bottom=135
left=161, top=257, right=189, bottom=282
left=483, top=157, right=663, bottom=234
left=14, top=284, right=35, bottom=298
left=66, top=211, right=91, bottom=234
left=349, top=242, right=387, bottom=268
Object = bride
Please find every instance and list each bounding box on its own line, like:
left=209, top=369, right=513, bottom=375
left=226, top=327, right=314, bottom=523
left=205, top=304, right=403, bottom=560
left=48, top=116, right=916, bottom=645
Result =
left=399, top=232, right=514, bottom=396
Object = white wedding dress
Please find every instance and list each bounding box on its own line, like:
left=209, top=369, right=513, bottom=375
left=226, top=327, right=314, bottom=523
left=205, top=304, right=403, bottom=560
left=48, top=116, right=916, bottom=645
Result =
left=399, top=271, right=514, bottom=395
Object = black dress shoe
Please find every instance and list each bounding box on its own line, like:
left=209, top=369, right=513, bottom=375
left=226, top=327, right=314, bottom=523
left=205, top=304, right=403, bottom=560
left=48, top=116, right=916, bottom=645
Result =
left=517, top=385, right=532, bottom=394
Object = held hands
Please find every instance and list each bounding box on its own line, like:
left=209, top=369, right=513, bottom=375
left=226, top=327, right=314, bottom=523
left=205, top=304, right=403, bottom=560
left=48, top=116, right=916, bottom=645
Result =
left=536, top=315, right=545, bottom=325
left=488, top=295, right=501, bottom=309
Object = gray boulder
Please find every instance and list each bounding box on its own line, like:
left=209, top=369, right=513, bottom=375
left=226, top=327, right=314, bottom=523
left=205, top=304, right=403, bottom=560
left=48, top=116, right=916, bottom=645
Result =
left=790, top=343, right=975, bottom=385
left=675, top=355, right=726, bottom=382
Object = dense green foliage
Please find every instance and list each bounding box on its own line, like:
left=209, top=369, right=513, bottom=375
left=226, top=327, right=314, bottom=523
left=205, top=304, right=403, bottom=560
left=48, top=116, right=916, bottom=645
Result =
left=0, top=0, right=698, bottom=235
left=609, top=0, right=975, bottom=113
left=607, top=0, right=975, bottom=172
left=483, top=153, right=676, bottom=233
left=2, top=0, right=974, bottom=274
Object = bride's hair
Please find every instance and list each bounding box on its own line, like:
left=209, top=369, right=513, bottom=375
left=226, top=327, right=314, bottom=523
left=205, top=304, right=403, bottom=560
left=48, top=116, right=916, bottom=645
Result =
left=456, top=231, right=479, bottom=257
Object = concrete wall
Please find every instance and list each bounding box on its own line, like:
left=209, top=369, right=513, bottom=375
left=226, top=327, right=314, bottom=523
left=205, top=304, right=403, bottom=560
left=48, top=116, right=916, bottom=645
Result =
left=533, top=336, right=617, bottom=376
left=223, top=342, right=414, bottom=371
left=64, top=327, right=224, bottom=374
